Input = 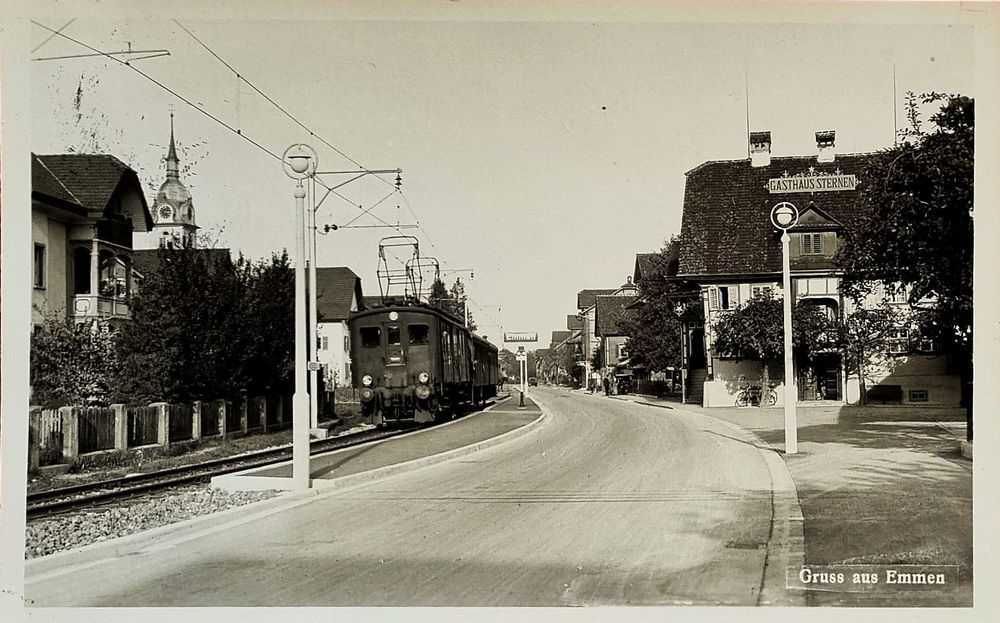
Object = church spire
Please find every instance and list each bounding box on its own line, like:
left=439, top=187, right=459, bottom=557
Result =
left=166, top=112, right=179, bottom=179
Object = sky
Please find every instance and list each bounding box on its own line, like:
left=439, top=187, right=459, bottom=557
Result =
left=26, top=3, right=977, bottom=348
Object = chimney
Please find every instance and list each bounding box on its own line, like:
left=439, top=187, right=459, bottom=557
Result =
left=749, top=131, right=771, bottom=167
left=816, top=130, right=836, bottom=163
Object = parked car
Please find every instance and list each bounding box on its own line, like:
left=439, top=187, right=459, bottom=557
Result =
left=528, top=376, right=538, bottom=386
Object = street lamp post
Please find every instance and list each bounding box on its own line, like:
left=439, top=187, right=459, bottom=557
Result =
left=771, top=202, right=800, bottom=454
left=283, top=143, right=318, bottom=491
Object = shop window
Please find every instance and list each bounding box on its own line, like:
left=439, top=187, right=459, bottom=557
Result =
left=360, top=326, right=381, bottom=348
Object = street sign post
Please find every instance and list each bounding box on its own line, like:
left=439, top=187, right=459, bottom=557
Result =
left=505, top=332, right=538, bottom=343
left=517, top=346, right=527, bottom=409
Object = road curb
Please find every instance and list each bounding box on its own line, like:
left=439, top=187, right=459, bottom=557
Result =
left=25, top=396, right=544, bottom=582
left=667, top=403, right=807, bottom=607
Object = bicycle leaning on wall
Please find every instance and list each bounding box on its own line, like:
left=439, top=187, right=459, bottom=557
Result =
left=735, top=381, right=778, bottom=407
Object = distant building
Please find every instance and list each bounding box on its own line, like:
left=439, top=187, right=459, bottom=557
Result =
left=315, top=267, right=365, bottom=387
left=31, top=152, right=154, bottom=328
left=141, top=114, right=200, bottom=249
left=675, top=130, right=960, bottom=406
left=593, top=292, right=638, bottom=377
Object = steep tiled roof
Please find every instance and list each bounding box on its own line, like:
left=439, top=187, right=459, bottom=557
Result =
left=566, top=314, right=583, bottom=331
left=595, top=295, right=637, bottom=337
left=32, top=153, right=154, bottom=229
left=577, top=288, right=616, bottom=310
left=550, top=330, right=572, bottom=345
left=632, top=253, right=657, bottom=285
left=678, top=153, right=873, bottom=276
left=316, top=267, right=363, bottom=322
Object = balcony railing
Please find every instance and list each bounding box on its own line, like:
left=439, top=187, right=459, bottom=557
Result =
left=72, top=294, right=131, bottom=320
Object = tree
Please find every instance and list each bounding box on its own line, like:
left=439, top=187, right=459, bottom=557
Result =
left=427, top=276, right=477, bottom=331
left=619, top=239, right=683, bottom=372
left=30, top=315, right=118, bottom=407
left=449, top=278, right=477, bottom=332
left=590, top=344, right=604, bottom=372
left=838, top=93, right=973, bottom=434
left=114, top=247, right=247, bottom=404
left=712, top=295, right=835, bottom=404
left=831, top=304, right=901, bottom=405
left=240, top=252, right=295, bottom=395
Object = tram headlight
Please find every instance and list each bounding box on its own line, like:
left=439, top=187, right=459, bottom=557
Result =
left=418, top=371, right=429, bottom=384
left=362, top=374, right=373, bottom=387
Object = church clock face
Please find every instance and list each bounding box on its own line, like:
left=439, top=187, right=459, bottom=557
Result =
left=158, top=204, right=173, bottom=221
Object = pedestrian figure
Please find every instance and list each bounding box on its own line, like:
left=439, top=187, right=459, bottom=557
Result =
left=603, top=375, right=611, bottom=396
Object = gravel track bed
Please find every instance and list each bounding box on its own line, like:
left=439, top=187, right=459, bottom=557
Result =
left=26, top=484, right=281, bottom=559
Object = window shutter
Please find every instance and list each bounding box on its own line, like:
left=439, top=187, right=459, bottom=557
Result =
left=708, top=287, right=719, bottom=310
left=728, top=286, right=739, bottom=308
left=813, top=234, right=823, bottom=254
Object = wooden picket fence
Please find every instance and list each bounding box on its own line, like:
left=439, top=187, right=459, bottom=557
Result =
left=28, top=392, right=296, bottom=471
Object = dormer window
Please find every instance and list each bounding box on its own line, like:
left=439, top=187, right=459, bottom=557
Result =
left=802, top=233, right=823, bottom=255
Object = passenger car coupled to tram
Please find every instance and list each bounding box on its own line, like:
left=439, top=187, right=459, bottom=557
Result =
left=349, top=303, right=500, bottom=425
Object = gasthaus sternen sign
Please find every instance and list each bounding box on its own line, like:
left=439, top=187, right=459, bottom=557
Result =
left=504, top=332, right=538, bottom=343
left=768, top=173, right=857, bottom=193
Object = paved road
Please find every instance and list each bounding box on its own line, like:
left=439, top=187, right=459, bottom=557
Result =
left=27, top=387, right=783, bottom=606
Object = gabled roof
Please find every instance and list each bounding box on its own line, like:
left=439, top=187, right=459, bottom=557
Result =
left=595, top=295, right=637, bottom=337
left=317, top=267, right=364, bottom=322
left=677, top=153, right=873, bottom=276
left=32, top=153, right=154, bottom=230
left=633, top=253, right=657, bottom=285
left=577, top=288, right=616, bottom=310
left=566, top=314, right=583, bottom=331
left=550, top=330, right=572, bottom=345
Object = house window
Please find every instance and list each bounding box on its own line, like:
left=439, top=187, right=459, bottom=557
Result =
left=801, top=233, right=823, bottom=255
left=344, top=335, right=350, bottom=352
left=909, top=390, right=929, bottom=402
left=618, top=344, right=629, bottom=359
left=710, top=286, right=737, bottom=310
left=33, top=244, right=46, bottom=289
left=320, top=336, right=329, bottom=350
left=751, top=285, right=773, bottom=300
left=887, top=285, right=908, bottom=304
left=887, top=328, right=910, bottom=354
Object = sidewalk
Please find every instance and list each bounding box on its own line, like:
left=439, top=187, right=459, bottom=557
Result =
left=217, top=395, right=542, bottom=487
left=613, top=393, right=972, bottom=606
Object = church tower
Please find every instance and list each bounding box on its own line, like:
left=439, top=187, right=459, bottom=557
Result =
left=151, top=114, right=199, bottom=248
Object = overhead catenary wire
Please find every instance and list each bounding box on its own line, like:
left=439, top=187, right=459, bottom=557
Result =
left=172, top=20, right=455, bottom=272
left=29, top=20, right=412, bottom=240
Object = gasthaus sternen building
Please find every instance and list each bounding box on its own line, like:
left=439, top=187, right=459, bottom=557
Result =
left=673, top=130, right=961, bottom=408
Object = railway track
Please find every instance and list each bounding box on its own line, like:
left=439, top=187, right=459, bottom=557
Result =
left=26, top=425, right=406, bottom=520
left=27, top=395, right=508, bottom=521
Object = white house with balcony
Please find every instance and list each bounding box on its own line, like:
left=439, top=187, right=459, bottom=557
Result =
left=31, top=153, right=154, bottom=329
